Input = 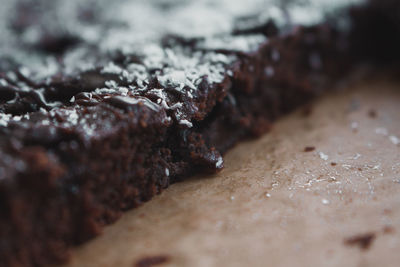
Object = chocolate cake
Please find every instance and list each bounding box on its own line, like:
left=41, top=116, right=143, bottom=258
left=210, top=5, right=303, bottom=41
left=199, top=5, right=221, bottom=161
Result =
left=0, top=0, right=398, bottom=266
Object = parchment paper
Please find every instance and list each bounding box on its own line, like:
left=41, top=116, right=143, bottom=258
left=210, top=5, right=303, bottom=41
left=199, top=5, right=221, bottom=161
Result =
left=65, top=77, right=400, bottom=267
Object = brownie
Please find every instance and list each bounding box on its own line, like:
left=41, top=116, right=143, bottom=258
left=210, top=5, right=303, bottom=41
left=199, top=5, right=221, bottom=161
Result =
left=349, top=0, right=400, bottom=64
left=0, top=0, right=398, bottom=266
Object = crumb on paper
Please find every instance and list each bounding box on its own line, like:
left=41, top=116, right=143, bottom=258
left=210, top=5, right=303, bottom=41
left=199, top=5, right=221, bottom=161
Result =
left=368, top=109, right=377, bottom=118
left=321, top=198, right=330, bottom=205
left=304, top=146, right=315, bottom=152
left=372, top=164, right=381, bottom=170
left=383, top=226, right=395, bottom=234
left=389, top=135, right=400, bottom=145
left=344, top=233, right=376, bottom=250
left=134, top=255, right=170, bottom=267
left=319, top=152, right=329, bottom=161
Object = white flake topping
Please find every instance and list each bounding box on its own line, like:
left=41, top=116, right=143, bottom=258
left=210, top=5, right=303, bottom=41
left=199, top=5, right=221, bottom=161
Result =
left=216, top=156, right=224, bottom=168
left=179, top=119, right=193, bottom=128
left=389, top=135, right=400, bottom=145
left=319, top=152, right=329, bottom=161
left=0, top=114, right=12, bottom=127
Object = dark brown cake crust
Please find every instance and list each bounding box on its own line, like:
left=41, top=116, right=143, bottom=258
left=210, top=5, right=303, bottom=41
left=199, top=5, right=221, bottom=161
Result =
left=0, top=0, right=398, bottom=266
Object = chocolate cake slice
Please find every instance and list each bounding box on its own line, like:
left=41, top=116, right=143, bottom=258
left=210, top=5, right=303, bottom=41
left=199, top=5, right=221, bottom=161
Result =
left=0, top=0, right=398, bottom=266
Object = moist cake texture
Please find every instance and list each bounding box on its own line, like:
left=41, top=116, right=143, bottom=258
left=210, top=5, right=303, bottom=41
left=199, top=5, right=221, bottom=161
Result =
left=0, top=0, right=398, bottom=266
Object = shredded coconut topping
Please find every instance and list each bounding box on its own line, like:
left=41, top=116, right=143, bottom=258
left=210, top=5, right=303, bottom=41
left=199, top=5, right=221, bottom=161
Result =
left=0, top=0, right=361, bottom=129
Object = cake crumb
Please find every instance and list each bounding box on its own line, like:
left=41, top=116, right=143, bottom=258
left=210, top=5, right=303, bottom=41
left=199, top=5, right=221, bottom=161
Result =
left=368, top=109, right=377, bottom=118
left=304, top=146, right=315, bottom=152
left=383, top=226, right=395, bottom=234
left=134, top=255, right=170, bottom=267
left=344, top=233, right=376, bottom=250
